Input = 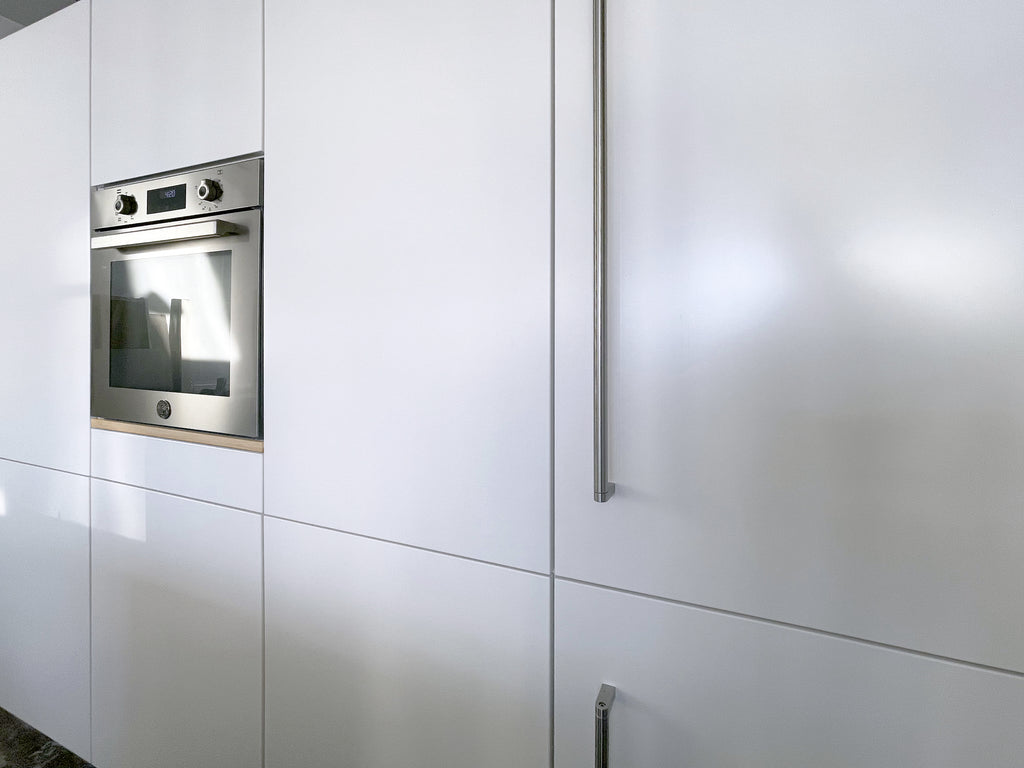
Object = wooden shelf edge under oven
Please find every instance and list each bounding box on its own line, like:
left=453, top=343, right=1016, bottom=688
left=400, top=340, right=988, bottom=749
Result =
left=91, top=418, right=264, bottom=453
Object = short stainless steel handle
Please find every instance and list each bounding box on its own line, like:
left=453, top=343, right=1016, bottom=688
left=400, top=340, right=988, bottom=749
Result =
left=594, top=0, right=614, bottom=503
left=90, top=219, right=242, bottom=250
left=595, top=683, right=616, bottom=768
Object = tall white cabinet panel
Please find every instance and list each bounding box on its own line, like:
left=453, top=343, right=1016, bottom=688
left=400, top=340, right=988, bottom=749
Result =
left=555, top=580, right=1024, bottom=767
left=0, top=460, right=90, bottom=760
left=91, top=0, right=262, bottom=184
left=91, top=480, right=262, bottom=768
left=555, top=0, right=1024, bottom=671
left=0, top=2, right=89, bottom=475
left=264, top=0, right=551, bottom=572
left=265, top=518, right=550, bottom=768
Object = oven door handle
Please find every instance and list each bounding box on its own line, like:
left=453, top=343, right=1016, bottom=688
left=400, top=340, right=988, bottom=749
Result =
left=91, top=219, right=243, bottom=250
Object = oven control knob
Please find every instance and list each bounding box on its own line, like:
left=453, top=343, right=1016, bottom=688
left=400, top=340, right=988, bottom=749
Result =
left=196, top=179, right=223, bottom=202
left=156, top=400, right=172, bottom=420
left=113, top=194, right=137, bottom=216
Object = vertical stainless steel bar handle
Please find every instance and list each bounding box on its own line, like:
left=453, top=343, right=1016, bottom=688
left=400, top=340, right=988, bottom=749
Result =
left=595, top=683, right=617, bottom=768
left=593, top=0, right=615, bottom=503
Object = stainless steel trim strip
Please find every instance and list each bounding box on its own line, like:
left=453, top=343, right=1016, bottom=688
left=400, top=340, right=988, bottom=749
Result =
left=90, top=219, right=242, bottom=250
left=594, top=0, right=615, bottom=503
left=595, top=683, right=616, bottom=768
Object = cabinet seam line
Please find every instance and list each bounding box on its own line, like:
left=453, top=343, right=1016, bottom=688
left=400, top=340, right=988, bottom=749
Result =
left=554, top=576, right=1024, bottom=679
left=262, top=513, right=549, bottom=578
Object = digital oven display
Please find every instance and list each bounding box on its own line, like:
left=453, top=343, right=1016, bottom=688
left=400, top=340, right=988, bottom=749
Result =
left=147, top=184, right=187, bottom=214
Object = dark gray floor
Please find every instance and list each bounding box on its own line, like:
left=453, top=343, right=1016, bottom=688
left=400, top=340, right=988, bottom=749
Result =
left=0, top=709, right=91, bottom=768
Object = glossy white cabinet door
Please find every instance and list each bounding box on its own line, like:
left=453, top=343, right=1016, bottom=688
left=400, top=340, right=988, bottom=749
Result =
left=264, top=0, right=550, bottom=572
left=555, top=0, right=1024, bottom=671
left=91, top=480, right=262, bottom=768
left=91, top=429, right=263, bottom=512
left=265, top=517, right=550, bottom=768
left=555, top=580, right=1024, bottom=767
left=91, top=0, right=262, bottom=184
left=0, top=3, right=89, bottom=475
left=0, top=460, right=90, bottom=760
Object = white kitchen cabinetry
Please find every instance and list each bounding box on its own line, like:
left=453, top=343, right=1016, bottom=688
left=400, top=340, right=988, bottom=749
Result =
left=91, top=429, right=263, bottom=512
left=91, top=0, right=262, bottom=184
left=555, top=580, right=1024, bottom=767
left=90, top=480, right=262, bottom=768
left=264, top=517, right=550, bottom=768
left=0, top=2, right=89, bottom=475
left=264, top=0, right=551, bottom=572
left=0, top=459, right=90, bottom=761
left=555, top=0, right=1024, bottom=672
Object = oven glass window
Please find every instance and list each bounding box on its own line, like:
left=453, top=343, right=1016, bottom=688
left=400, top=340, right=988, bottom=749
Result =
left=110, top=251, right=232, bottom=396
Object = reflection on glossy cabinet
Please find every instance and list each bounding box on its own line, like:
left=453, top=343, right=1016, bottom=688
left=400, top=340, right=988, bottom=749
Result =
left=263, top=0, right=551, bottom=571
left=555, top=580, right=1024, bottom=767
left=91, top=480, right=262, bottom=768
left=0, top=3, right=89, bottom=475
left=0, top=460, right=90, bottom=760
left=91, top=429, right=263, bottom=512
left=554, top=0, right=1024, bottom=671
left=91, top=0, right=262, bottom=183
left=264, top=517, right=550, bottom=768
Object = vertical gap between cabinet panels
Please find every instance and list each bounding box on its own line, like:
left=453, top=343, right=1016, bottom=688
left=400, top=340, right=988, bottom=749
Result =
left=260, top=0, right=267, bottom=751
left=548, top=1, right=557, bottom=766
left=261, top=466, right=266, bottom=768
left=260, top=0, right=265, bottom=152
left=87, top=0, right=94, bottom=759
left=87, top=483, right=93, bottom=765
left=88, top=479, right=93, bottom=764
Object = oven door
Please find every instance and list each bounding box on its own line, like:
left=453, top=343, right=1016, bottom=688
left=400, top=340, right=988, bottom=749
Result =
left=91, top=208, right=261, bottom=438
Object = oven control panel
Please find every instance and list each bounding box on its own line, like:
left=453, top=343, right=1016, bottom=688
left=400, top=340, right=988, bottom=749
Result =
left=92, top=157, right=263, bottom=230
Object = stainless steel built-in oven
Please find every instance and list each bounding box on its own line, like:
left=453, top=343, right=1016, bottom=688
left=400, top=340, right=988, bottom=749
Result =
left=91, top=158, right=262, bottom=439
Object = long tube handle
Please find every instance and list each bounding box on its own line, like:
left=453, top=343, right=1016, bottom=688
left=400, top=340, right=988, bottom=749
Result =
left=593, top=0, right=615, bottom=503
left=90, top=219, right=241, bottom=250
left=595, top=683, right=617, bottom=768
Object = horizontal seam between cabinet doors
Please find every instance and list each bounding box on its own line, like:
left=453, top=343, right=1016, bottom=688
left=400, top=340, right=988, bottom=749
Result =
left=554, top=576, right=1024, bottom=680
left=0, top=455, right=91, bottom=480
left=90, top=476, right=264, bottom=516
left=263, top=513, right=550, bottom=579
